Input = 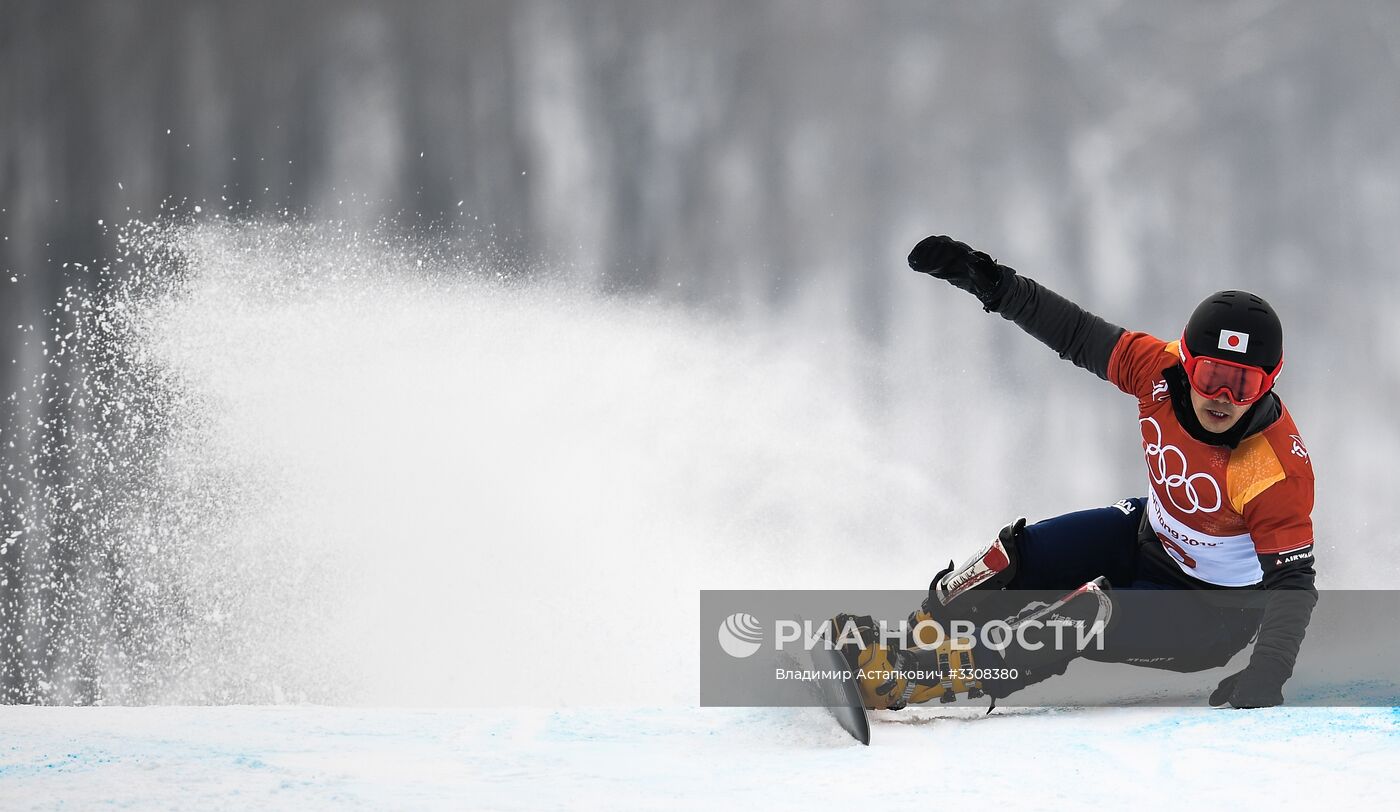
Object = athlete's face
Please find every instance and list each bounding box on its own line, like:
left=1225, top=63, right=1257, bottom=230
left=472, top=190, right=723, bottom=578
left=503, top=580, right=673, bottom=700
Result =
left=1189, top=388, right=1247, bottom=433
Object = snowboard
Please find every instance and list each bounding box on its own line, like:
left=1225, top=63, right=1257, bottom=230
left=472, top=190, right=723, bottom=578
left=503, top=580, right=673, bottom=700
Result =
left=810, top=642, right=870, bottom=745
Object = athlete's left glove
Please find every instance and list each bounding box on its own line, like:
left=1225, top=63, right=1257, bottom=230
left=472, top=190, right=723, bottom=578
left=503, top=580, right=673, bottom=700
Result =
left=907, top=235, right=1016, bottom=312
left=1209, top=665, right=1285, bottom=709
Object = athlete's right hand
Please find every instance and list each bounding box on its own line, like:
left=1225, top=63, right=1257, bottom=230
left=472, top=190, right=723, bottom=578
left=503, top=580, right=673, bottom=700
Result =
left=907, top=235, right=1011, bottom=310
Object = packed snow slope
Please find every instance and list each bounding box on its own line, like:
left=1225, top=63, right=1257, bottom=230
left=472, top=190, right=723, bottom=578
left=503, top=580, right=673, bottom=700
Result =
left=1, top=705, right=1396, bottom=809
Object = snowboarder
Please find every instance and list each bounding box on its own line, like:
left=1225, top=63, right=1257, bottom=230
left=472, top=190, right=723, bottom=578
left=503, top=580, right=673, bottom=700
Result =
left=832, top=235, right=1316, bottom=710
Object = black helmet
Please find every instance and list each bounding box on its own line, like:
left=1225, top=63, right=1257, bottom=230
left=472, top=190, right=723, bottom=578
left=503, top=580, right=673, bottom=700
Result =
left=1181, top=290, right=1283, bottom=374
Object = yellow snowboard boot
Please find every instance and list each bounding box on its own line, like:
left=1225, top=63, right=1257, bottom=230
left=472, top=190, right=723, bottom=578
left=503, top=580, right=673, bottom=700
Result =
left=827, top=612, right=984, bottom=710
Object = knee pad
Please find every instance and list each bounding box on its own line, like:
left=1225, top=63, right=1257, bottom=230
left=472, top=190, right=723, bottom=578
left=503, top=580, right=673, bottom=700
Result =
left=930, top=517, right=1026, bottom=608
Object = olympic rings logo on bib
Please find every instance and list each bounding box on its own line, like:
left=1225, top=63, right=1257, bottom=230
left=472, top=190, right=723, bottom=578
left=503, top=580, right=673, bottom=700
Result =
left=1139, top=417, right=1222, bottom=514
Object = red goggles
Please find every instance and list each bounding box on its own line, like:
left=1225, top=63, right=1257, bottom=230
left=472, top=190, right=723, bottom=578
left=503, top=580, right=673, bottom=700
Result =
left=1179, top=337, right=1281, bottom=406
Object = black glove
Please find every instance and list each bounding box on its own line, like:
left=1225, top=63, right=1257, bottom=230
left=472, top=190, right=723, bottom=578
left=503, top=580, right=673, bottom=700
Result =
left=1209, top=666, right=1286, bottom=709
left=907, top=235, right=1014, bottom=311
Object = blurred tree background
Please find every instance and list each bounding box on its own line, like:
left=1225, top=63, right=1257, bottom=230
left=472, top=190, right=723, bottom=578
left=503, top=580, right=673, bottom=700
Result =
left=3, top=0, right=1399, bottom=702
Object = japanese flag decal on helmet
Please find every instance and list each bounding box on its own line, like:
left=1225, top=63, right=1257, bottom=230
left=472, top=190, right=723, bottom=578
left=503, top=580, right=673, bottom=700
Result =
left=1217, top=329, right=1250, bottom=353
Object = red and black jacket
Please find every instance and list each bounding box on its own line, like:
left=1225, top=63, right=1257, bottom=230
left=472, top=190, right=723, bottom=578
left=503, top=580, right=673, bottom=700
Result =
left=985, top=273, right=1317, bottom=683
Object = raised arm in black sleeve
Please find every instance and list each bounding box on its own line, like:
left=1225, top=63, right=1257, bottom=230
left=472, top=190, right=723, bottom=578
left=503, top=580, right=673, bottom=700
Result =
left=987, top=273, right=1127, bottom=381
left=907, top=235, right=1125, bottom=380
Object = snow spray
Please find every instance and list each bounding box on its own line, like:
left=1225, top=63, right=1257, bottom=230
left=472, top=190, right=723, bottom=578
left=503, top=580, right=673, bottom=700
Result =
left=3, top=218, right=956, bottom=705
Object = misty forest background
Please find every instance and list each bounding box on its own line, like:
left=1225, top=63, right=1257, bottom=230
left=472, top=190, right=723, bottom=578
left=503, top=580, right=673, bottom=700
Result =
left=3, top=1, right=1400, bottom=703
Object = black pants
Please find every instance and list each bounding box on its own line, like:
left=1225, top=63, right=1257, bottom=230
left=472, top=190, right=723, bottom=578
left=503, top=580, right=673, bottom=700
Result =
left=1004, top=497, right=1262, bottom=674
